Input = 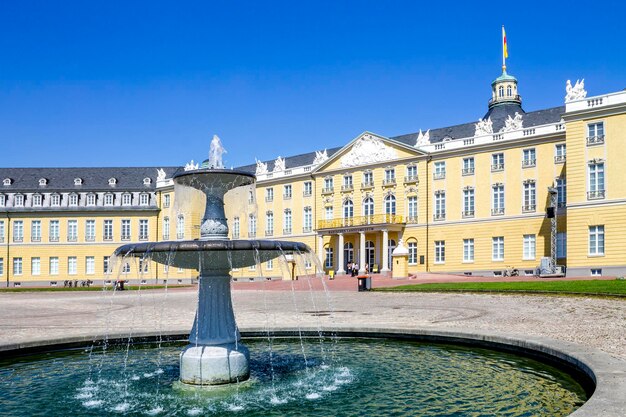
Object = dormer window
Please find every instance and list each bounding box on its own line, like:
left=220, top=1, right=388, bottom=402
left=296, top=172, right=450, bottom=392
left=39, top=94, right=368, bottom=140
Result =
left=32, top=194, right=43, bottom=207
left=68, top=193, right=79, bottom=206
left=3, top=178, right=11, bottom=186
left=104, top=193, right=114, bottom=206
left=108, top=178, right=117, bottom=186
left=143, top=177, right=152, bottom=186
left=86, top=193, right=96, bottom=206
left=139, top=193, right=149, bottom=206
left=74, top=178, right=83, bottom=186
left=14, top=194, right=24, bottom=207
left=0, top=194, right=5, bottom=207
left=122, top=193, right=132, bottom=206
left=50, top=194, right=61, bottom=206
left=38, top=178, right=48, bottom=186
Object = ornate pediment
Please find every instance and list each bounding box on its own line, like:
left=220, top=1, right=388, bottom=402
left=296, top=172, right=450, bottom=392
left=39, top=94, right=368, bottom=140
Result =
left=340, top=134, right=397, bottom=168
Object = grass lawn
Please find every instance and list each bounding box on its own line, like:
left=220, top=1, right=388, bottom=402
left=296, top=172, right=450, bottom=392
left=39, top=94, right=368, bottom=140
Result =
left=377, top=279, right=626, bottom=297
left=0, top=285, right=193, bottom=292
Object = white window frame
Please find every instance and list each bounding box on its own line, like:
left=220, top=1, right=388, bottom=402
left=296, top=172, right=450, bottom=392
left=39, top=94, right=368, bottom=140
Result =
left=139, top=193, right=149, bottom=206
left=31, top=257, right=41, bottom=276
left=523, top=234, right=536, bottom=260
left=492, top=236, right=504, bottom=261
left=13, top=257, right=23, bottom=276
left=32, top=194, right=42, bottom=207
left=49, top=257, right=59, bottom=275
left=463, top=239, right=474, bottom=263
left=434, top=241, right=445, bottom=264
left=68, top=193, right=79, bottom=206
left=408, top=241, right=418, bottom=265
left=68, top=257, right=77, bottom=275
left=122, top=193, right=132, bottom=206
left=86, top=256, right=95, bottom=275
left=588, top=225, right=605, bottom=256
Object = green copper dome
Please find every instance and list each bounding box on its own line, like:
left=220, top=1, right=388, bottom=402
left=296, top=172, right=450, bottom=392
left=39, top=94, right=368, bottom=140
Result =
left=492, top=70, right=517, bottom=85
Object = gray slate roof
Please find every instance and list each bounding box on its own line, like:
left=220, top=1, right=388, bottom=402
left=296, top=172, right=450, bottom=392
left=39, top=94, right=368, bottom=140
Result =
left=0, top=167, right=180, bottom=192
left=238, top=105, right=565, bottom=171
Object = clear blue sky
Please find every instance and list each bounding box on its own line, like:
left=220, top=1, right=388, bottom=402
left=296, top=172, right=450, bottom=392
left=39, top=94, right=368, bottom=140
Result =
left=1, top=1, right=625, bottom=168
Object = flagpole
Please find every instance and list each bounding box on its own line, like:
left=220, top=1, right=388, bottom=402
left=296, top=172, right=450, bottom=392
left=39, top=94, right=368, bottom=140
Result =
left=502, top=25, right=506, bottom=72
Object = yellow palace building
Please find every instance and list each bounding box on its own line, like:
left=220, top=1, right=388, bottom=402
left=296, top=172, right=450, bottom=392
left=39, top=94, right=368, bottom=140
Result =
left=2, top=66, right=626, bottom=286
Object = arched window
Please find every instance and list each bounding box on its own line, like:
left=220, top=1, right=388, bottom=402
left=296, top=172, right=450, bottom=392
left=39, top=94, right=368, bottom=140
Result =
left=384, top=194, right=396, bottom=215
left=498, top=86, right=504, bottom=97
left=163, top=217, right=170, bottom=240
left=363, top=197, right=374, bottom=217
left=176, top=215, right=185, bottom=239
left=343, top=199, right=353, bottom=219
left=344, top=242, right=354, bottom=264
left=507, top=85, right=512, bottom=96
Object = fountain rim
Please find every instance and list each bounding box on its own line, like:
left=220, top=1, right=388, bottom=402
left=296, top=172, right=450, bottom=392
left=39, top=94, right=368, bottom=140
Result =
left=1, top=326, right=623, bottom=416
left=172, top=168, right=256, bottom=181
left=113, top=239, right=310, bottom=257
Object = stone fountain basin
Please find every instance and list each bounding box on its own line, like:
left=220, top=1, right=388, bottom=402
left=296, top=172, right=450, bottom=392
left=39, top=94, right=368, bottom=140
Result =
left=114, top=240, right=311, bottom=270
left=173, top=168, right=256, bottom=188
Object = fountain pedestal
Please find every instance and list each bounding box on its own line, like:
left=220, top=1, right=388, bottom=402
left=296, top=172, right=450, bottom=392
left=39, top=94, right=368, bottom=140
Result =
left=180, top=273, right=250, bottom=385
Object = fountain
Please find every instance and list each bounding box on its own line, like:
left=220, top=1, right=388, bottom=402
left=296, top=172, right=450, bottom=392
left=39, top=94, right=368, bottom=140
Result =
left=114, top=135, right=310, bottom=385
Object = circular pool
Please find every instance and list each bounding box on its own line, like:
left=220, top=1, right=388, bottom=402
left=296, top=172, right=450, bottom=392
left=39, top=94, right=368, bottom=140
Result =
left=0, top=336, right=588, bottom=416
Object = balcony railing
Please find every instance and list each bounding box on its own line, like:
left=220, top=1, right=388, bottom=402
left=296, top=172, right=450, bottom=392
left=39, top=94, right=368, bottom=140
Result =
left=554, top=155, right=566, bottom=164
left=587, top=190, right=605, bottom=200
left=102, top=235, right=112, bottom=242
left=139, top=234, right=148, bottom=241
left=303, top=191, right=312, bottom=197
left=302, top=226, right=312, bottom=233
left=283, top=194, right=292, bottom=200
left=462, top=210, right=474, bottom=218
left=176, top=233, right=184, bottom=240
left=462, top=168, right=474, bottom=176
left=317, top=214, right=405, bottom=230
left=265, top=230, right=273, bottom=237
left=31, top=236, right=41, bottom=242
left=586, top=135, right=605, bottom=146
left=162, top=234, right=170, bottom=240
left=265, top=196, right=273, bottom=202
left=491, top=163, right=504, bottom=172
left=321, top=187, right=334, bottom=195
left=433, top=172, right=446, bottom=180
left=67, top=236, right=77, bottom=242
left=283, top=228, right=292, bottom=235
left=121, top=235, right=130, bottom=241
left=382, top=178, right=396, bottom=186
left=406, top=215, right=418, bottom=224
left=85, top=235, right=95, bottom=242
left=522, top=159, right=536, bottom=168
left=491, top=207, right=504, bottom=216
left=0, top=237, right=3, bottom=243
left=13, top=236, right=23, bottom=243
left=341, top=184, right=354, bottom=192
left=404, top=175, right=418, bottom=184
left=433, top=212, right=446, bottom=221
left=248, top=232, right=256, bottom=238
left=522, top=204, right=536, bottom=213
left=361, top=181, right=374, bottom=189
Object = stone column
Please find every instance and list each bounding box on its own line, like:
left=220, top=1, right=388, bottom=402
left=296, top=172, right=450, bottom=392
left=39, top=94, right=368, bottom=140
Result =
left=317, top=234, right=324, bottom=265
left=381, top=229, right=390, bottom=272
left=337, top=233, right=345, bottom=274
left=359, top=231, right=366, bottom=274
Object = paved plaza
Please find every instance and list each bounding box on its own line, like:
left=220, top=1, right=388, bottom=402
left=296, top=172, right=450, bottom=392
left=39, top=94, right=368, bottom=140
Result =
left=0, top=277, right=624, bottom=361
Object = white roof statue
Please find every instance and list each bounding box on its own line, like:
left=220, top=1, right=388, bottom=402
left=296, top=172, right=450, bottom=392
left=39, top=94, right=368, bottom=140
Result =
left=414, top=129, right=430, bottom=147
left=184, top=160, right=199, bottom=171
left=474, top=117, right=493, bottom=136
left=255, top=158, right=268, bottom=175
left=273, top=156, right=285, bottom=172
left=499, top=112, right=524, bottom=133
left=313, top=149, right=329, bottom=165
left=565, top=79, right=587, bottom=102
left=156, top=168, right=167, bottom=181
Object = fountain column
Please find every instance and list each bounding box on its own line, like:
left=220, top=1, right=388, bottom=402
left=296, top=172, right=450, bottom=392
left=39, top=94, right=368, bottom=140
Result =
left=337, top=233, right=345, bottom=274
